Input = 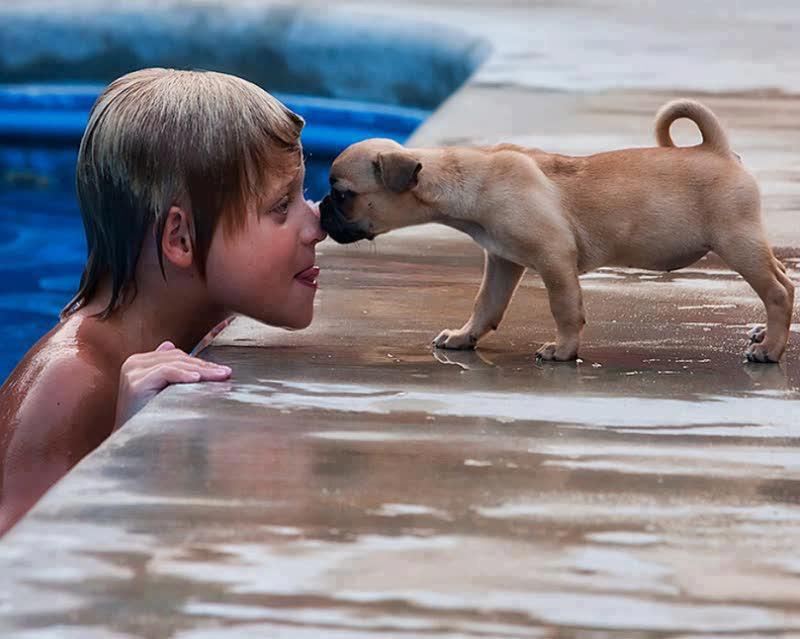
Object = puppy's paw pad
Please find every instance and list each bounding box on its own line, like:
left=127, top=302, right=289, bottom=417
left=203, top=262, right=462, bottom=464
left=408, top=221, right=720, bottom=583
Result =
left=535, top=343, right=557, bottom=361
left=433, top=329, right=477, bottom=350
left=745, top=342, right=779, bottom=364
left=536, top=342, right=578, bottom=362
left=748, top=325, right=767, bottom=344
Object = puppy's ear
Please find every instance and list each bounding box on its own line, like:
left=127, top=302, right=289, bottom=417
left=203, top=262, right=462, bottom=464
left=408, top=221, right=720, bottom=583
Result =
left=375, top=151, right=422, bottom=193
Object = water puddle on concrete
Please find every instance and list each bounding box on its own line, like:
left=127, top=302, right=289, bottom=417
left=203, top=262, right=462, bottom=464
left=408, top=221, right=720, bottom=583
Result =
left=229, top=378, right=799, bottom=436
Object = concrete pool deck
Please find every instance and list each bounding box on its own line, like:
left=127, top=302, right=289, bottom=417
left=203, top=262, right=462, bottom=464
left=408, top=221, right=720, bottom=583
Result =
left=3, top=1, right=800, bottom=637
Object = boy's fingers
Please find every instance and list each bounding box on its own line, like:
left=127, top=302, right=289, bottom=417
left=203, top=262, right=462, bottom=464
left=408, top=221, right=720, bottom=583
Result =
left=161, top=366, right=203, bottom=384
left=146, top=361, right=229, bottom=386
left=157, top=360, right=232, bottom=383
left=172, top=359, right=232, bottom=377
left=144, top=350, right=230, bottom=372
left=124, top=350, right=231, bottom=388
left=156, top=340, right=176, bottom=352
left=195, top=366, right=232, bottom=381
left=172, top=352, right=231, bottom=370
left=128, top=359, right=230, bottom=387
left=136, top=365, right=200, bottom=391
left=131, top=348, right=187, bottom=367
left=203, top=362, right=232, bottom=375
left=194, top=359, right=231, bottom=371
left=159, top=360, right=231, bottom=377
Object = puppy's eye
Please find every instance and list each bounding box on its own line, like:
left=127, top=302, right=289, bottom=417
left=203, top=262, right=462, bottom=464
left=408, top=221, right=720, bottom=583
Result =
left=333, top=189, right=356, bottom=204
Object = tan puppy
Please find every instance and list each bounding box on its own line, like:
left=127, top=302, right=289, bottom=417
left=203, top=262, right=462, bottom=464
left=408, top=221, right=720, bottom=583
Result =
left=320, top=100, right=794, bottom=363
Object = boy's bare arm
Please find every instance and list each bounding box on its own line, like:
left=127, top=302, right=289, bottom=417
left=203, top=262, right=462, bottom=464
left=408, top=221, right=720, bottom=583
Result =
left=0, top=357, right=116, bottom=534
left=0, top=335, right=232, bottom=535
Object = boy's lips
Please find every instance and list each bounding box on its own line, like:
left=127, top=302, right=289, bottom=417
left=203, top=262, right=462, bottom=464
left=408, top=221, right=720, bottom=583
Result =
left=294, top=265, right=320, bottom=288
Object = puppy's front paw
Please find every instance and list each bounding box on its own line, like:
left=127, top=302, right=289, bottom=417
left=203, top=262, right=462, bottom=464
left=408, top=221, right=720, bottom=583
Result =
left=433, top=329, right=477, bottom=350
left=748, top=325, right=766, bottom=344
left=745, top=341, right=779, bottom=364
left=535, top=342, right=578, bottom=362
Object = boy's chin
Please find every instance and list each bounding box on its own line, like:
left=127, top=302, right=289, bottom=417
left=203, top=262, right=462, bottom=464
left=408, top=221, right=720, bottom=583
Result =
left=287, top=316, right=313, bottom=330
left=272, top=310, right=314, bottom=331
left=242, top=301, right=314, bottom=331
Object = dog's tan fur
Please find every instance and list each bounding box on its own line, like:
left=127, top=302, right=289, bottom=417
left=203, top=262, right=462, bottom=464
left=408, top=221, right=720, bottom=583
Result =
left=324, top=99, right=794, bottom=362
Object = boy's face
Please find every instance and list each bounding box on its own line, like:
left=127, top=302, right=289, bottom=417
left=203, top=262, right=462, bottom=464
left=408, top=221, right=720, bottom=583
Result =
left=205, top=163, right=326, bottom=329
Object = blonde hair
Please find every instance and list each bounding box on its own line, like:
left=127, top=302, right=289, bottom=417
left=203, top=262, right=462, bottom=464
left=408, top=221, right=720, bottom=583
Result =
left=64, top=68, right=304, bottom=319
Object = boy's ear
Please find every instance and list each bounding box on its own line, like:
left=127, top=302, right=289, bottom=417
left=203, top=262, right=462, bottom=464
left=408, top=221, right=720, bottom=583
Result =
left=161, top=205, right=195, bottom=269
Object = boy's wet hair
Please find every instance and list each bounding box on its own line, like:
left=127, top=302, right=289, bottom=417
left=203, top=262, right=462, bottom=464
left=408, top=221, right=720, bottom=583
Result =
left=63, top=68, right=304, bottom=319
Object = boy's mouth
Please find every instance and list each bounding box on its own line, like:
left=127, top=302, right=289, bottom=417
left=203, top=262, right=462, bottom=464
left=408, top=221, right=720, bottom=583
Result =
left=294, top=265, right=320, bottom=289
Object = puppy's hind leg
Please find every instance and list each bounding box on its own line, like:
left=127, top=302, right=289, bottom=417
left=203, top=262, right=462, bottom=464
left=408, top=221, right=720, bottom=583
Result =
left=715, top=234, right=794, bottom=362
left=433, top=252, right=525, bottom=350
left=749, top=257, right=795, bottom=347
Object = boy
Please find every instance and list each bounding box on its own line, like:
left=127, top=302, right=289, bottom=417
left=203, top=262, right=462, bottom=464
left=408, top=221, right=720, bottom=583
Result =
left=0, top=68, right=326, bottom=534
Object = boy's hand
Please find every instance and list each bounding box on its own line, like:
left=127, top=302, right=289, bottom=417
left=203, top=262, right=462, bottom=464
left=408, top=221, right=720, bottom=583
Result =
left=114, top=341, right=231, bottom=429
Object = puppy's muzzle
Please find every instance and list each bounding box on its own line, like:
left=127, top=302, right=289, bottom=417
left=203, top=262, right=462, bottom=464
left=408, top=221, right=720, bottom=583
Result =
left=320, top=194, right=373, bottom=244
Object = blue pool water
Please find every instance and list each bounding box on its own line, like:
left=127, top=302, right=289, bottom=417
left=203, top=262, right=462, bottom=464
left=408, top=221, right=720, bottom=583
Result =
left=0, top=173, right=85, bottom=379
left=0, top=90, right=428, bottom=381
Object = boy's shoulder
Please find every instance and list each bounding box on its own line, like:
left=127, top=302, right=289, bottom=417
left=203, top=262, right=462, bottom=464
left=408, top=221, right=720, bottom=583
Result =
left=0, top=317, right=120, bottom=534
left=1, top=316, right=119, bottom=443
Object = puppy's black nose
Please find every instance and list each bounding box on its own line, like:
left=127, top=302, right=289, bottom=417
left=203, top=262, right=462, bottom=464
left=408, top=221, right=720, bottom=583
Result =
left=319, top=195, right=335, bottom=219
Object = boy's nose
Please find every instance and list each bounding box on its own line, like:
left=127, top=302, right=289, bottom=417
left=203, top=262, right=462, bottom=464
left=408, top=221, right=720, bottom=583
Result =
left=303, top=201, right=327, bottom=244
left=306, top=199, right=321, bottom=219
left=312, top=222, right=327, bottom=244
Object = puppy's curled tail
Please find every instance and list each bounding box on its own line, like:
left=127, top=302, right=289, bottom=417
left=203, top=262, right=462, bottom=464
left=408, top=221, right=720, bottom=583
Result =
left=655, top=99, right=731, bottom=155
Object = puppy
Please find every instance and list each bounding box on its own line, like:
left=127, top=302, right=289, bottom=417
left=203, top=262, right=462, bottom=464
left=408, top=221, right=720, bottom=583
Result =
left=320, top=100, right=794, bottom=363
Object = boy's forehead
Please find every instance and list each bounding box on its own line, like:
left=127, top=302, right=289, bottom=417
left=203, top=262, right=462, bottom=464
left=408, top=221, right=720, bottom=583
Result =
left=260, top=162, right=304, bottom=199
left=279, top=150, right=304, bottom=180
left=282, top=163, right=304, bottom=189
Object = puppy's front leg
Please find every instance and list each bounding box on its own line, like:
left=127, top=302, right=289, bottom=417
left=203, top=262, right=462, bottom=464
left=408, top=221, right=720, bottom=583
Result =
left=535, top=259, right=585, bottom=362
left=434, top=252, right=525, bottom=350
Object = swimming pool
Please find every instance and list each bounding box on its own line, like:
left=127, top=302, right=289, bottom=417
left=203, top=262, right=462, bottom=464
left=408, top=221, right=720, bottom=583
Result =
left=0, top=89, right=429, bottom=380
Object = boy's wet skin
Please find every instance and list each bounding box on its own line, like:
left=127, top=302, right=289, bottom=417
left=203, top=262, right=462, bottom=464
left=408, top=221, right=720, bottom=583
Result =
left=0, top=185, right=325, bottom=535
left=0, top=69, right=326, bottom=536
left=0, top=264, right=231, bottom=533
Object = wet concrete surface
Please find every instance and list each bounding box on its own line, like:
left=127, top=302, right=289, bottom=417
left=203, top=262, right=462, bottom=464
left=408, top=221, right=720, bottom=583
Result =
left=4, top=0, right=800, bottom=637
left=3, top=244, right=800, bottom=637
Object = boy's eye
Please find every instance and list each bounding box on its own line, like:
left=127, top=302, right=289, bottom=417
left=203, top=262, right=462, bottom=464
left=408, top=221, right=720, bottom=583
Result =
left=270, top=195, right=290, bottom=217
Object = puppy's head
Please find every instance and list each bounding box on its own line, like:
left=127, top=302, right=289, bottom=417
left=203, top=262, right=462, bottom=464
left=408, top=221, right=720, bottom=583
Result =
left=320, top=139, right=425, bottom=244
